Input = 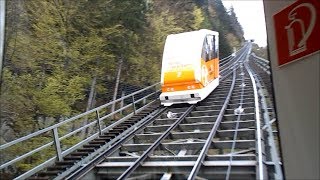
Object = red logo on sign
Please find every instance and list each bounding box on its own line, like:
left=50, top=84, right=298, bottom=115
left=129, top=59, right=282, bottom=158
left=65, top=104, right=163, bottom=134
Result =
left=273, top=0, right=320, bottom=67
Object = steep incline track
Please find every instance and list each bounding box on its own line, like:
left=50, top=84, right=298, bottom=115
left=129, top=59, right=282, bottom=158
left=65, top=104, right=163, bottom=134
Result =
left=93, top=71, right=257, bottom=179
left=63, top=44, right=268, bottom=180
left=22, top=43, right=283, bottom=180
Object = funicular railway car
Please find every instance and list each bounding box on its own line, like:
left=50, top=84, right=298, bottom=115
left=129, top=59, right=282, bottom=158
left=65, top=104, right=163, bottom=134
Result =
left=160, top=29, right=220, bottom=106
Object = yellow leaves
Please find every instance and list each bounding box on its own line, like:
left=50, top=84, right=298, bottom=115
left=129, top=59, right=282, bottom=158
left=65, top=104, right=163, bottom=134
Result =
left=192, top=6, right=205, bottom=30
left=34, top=73, right=86, bottom=117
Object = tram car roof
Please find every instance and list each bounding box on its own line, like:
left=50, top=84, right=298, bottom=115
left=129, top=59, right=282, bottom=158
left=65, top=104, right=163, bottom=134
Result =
left=162, top=29, right=218, bottom=64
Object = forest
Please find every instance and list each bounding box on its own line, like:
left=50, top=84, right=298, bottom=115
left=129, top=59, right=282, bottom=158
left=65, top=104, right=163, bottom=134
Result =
left=1, top=0, right=245, bottom=177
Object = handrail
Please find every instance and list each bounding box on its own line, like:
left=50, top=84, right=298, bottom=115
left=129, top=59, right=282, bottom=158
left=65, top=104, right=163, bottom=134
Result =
left=251, top=53, right=269, bottom=64
left=250, top=53, right=270, bottom=75
left=219, top=44, right=247, bottom=67
left=251, top=53, right=270, bottom=67
left=220, top=44, right=248, bottom=69
left=0, top=82, right=161, bottom=176
left=220, top=46, right=250, bottom=78
left=0, top=82, right=160, bottom=150
left=252, top=70, right=283, bottom=180
left=0, top=0, right=5, bottom=78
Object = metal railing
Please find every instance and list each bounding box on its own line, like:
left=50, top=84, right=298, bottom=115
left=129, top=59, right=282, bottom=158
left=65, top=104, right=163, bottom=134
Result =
left=254, top=73, right=283, bottom=179
left=251, top=53, right=270, bottom=74
left=220, top=44, right=248, bottom=70
left=0, top=0, right=5, bottom=79
left=251, top=53, right=269, bottom=65
left=219, top=44, right=247, bottom=67
left=249, top=54, right=283, bottom=179
left=220, top=45, right=250, bottom=79
left=0, top=82, right=161, bottom=179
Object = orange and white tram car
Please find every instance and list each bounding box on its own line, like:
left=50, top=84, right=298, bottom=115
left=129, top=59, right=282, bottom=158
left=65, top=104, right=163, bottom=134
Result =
left=159, top=29, right=220, bottom=106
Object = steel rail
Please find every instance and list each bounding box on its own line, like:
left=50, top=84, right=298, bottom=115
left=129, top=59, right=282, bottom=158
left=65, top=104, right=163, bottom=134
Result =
left=220, top=48, right=248, bottom=75
left=252, top=60, right=270, bottom=75
left=117, top=105, right=196, bottom=180
left=250, top=53, right=270, bottom=74
left=220, top=54, right=233, bottom=62
left=187, top=68, right=237, bottom=180
left=248, top=63, right=283, bottom=179
left=244, top=60, right=266, bottom=180
left=220, top=43, right=247, bottom=64
left=251, top=53, right=269, bottom=65
left=220, top=52, right=241, bottom=70
left=220, top=52, right=238, bottom=67
left=219, top=48, right=249, bottom=81
left=225, top=64, right=246, bottom=180
left=65, top=107, right=167, bottom=180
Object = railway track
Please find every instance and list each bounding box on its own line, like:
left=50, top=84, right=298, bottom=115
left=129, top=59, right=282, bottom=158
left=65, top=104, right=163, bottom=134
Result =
left=86, top=57, right=263, bottom=180
left=21, top=44, right=282, bottom=180
left=61, top=45, right=265, bottom=180
left=248, top=54, right=283, bottom=179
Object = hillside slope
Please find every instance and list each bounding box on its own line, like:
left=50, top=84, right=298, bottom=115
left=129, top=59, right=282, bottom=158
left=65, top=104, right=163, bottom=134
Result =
left=0, top=1, right=244, bottom=177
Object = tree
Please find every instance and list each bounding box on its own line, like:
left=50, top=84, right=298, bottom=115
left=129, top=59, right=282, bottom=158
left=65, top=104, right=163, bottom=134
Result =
left=1, top=0, right=246, bottom=177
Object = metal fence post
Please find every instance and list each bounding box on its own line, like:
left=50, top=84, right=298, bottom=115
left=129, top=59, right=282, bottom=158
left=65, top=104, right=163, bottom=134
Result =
left=96, top=110, right=102, bottom=135
left=143, top=98, right=147, bottom=105
left=52, top=128, right=63, bottom=161
left=132, top=95, right=136, bottom=114
left=120, top=91, right=125, bottom=116
left=0, top=0, right=5, bottom=80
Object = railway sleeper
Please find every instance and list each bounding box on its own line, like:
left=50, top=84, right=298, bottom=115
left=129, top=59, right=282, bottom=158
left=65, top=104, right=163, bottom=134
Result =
left=125, top=119, right=140, bottom=122
left=88, top=140, right=107, bottom=145
left=37, top=171, right=60, bottom=177
left=104, top=132, right=120, bottom=136
left=98, top=134, right=116, bottom=139
left=63, top=155, right=83, bottom=161
left=120, top=123, right=134, bottom=127
left=28, top=176, right=51, bottom=180
left=114, top=126, right=129, bottom=131
left=109, top=130, right=123, bottom=135
left=99, top=134, right=117, bottom=139
left=132, top=114, right=146, bottom=118
left=118, top=123, right=132, bottom=127
left=77, top=147, right=95, bottom=152
left=112, top=127, right=127, bottom=131
left=55, top=160, right=75, bottom=166
left=95, top=137, right=112, bottom=142
left=137, top=112, right=150, bottom=115
left=83, top=144, right=102, bottom=148
left=46, top=165, right=69, bottom=171
left=70, top=151, right=90, bottom=156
